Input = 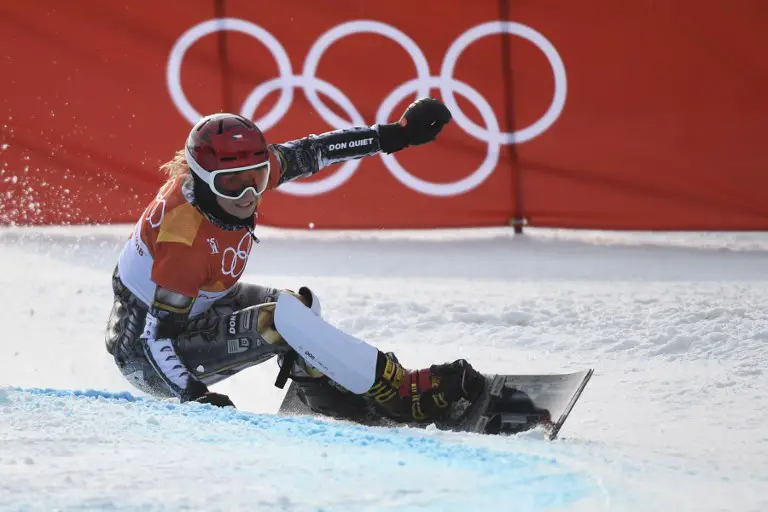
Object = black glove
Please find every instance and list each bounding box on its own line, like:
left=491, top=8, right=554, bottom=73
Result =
left=194, top=392, right=236, bottom=408
left=378, top=97, right=452, bottom=153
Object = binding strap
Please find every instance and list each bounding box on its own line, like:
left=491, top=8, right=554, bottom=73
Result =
left=275, top=349, right=298, bottom=389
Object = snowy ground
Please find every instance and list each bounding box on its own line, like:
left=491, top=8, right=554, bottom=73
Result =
left=0, top=225, right=766, bottom=511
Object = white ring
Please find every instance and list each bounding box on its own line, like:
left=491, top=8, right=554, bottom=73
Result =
left=302, top=20, right=432, bottom=129
left=440, top=21, right=567, bottom=144
left=241, top=75, right=365, bottom=196
left=168, top=19, right=568, bottom=197
left=167, top=18, right=294, bottom=126
left=378, top=77, right=501, bottom=196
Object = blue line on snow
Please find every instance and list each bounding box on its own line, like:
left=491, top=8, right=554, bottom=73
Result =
left=3, top=387, right=606, bottom=510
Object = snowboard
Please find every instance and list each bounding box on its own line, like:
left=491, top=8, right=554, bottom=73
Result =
left=278, top=368, right=593, bottom=440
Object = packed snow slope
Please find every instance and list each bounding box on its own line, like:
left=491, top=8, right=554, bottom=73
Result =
left=1, top=225, right=766, bottom=511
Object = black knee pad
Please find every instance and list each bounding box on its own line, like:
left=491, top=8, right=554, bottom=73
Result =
left=177, top=303, right=287, bottom=378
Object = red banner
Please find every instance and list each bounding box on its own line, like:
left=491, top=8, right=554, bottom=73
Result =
left=1, top=1, right=767, bottom=229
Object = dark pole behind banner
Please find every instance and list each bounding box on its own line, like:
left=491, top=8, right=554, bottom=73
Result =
left=498, top=0, right=525, bottom=234
left=215, top=0, right=234, bottom=113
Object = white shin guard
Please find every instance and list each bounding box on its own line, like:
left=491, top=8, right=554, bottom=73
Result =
left=274, top=293, right=377, bottom=394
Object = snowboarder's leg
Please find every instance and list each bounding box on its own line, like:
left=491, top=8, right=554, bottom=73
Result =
left=173, top=283, right=316, bottom=385
left=105, top=276, right=294, bottom=395
left=284, top=350, right=487, bottom=425
left=271, top=294, right=487, bottom=424
left=282, top=354, right=383, bottom=424
left=174, top=301, right=287, bottom=385
left=106, top=269, right=176, bottom=398
left=171, top=284, right=321, bottom=385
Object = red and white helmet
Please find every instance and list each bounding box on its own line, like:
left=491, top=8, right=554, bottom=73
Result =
left=185, top=113, right=270, bottom=200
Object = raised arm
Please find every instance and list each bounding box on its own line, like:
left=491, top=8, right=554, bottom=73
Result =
left=268, top=97, right=451, bottom=187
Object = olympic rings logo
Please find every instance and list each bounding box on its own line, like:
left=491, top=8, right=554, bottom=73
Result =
left=167, top=19, right=567, bottom=197
left=221, top=231, right=252, bottom=277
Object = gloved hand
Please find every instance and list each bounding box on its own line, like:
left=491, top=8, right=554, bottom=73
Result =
left=378, top=97, right=452, bottom=153
left=367, top=352, right=485, bottom=422
left=194, top=391, right=236, bottom=408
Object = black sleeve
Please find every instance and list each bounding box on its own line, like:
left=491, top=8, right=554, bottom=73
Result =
left=269, top=126, right=382, bottom=186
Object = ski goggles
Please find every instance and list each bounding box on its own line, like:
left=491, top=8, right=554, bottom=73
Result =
left=186, top=147, right=271, bottom=200
left=210, top=162, right=270, bottom=200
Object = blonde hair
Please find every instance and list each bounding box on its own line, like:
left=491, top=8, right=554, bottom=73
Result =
left=159, top=149, right=190, bottom=180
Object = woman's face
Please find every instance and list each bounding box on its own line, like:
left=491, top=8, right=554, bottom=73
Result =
left=215, top=190, right=260, bottom=219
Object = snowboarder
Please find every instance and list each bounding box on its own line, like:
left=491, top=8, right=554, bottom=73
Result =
left=105, top=98, right=486, bottom=425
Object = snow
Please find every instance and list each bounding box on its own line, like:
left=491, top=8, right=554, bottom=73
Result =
left=1, top=225, right=767, bottom=511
